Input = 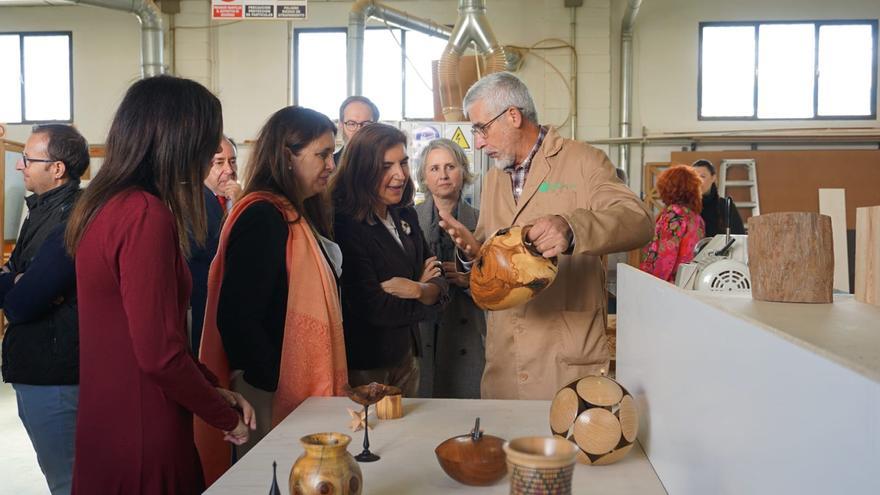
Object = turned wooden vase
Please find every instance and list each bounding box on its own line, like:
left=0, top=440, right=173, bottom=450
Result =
left=471, top=225, right=559, bottom=310
left=289, top=432, right=363, bottom=495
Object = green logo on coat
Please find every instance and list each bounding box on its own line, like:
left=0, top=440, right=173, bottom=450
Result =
left=538, top=182, right=576, bottom=193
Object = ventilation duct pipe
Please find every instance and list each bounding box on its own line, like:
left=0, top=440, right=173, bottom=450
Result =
left=348, top=0, right=451, bottom=97
left=74, top=0, right=165, bottom=77
left=438, top=0, right=507, bottom=121
left=4, top=0, right=164, bottom=77
left=618, top=0, right=642, bottom=175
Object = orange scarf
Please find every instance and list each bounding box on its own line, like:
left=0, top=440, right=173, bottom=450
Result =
left=194, top=191, right=348, bottom=486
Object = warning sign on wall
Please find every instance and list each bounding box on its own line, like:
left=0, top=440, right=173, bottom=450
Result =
left=212, top=0, right=307, bottom=20
left=450, top=126, right=471, bottom=150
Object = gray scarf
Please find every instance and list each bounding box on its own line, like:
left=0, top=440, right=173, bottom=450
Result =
left=416, top=194, right=479, bottom=263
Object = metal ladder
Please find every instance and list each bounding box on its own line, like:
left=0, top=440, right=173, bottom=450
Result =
left=719, top=159, right=759, bottom=216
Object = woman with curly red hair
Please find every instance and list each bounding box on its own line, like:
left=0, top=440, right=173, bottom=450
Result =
left=640, top=165, right=706, bottom=282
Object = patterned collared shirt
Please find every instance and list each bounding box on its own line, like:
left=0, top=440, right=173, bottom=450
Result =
left=503, top=126, right=547, bottom=204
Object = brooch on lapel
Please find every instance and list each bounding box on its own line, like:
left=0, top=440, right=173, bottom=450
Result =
left=400, top=219, right=412, bottom=235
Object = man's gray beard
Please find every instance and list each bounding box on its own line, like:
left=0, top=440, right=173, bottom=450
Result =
left=492, top=156, right=514, bottom=169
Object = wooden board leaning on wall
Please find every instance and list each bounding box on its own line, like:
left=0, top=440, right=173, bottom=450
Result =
left=670, top=150, right=880, bottom=230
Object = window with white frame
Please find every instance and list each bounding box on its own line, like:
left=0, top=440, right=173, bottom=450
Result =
left=699, top=21, right=877, bottom=120
left=0, top=32, right=73, bottom=124
left=294, top=27, right=448, bottom=122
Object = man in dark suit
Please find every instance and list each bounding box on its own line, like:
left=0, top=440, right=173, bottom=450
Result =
left=188, top=136, right=239, bottom=352
left=204, top=136, right=241, bottom=211
left=334, top=96, right=380, bottom=164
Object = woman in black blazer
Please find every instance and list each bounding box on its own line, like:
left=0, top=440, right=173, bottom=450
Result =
left=331, top=124, right=448, bottom=396
left=692, top=159, right=746, bottom=237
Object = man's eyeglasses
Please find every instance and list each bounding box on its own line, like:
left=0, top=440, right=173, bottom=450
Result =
left=343, top=120, right=374, bottom=132
left=20, top=154, right=57, bottom=168
left=471, top=107, right=513, bottom=139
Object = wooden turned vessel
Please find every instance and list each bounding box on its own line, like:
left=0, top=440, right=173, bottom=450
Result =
left=503, top=436, right=578, bottom=495
left=376, top=394, right=403, bottom=419
left=345, top=382, right=401, bottom=406
left=435, top=418, right=507, bottom=486
left=289, top=432, right=363, bottom=495
left=471, top=225, right=558, bottom=310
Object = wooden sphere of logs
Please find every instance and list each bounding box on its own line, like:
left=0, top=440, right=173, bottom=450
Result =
left=470, top=225, right=558, bottom=311
left=549, top=375, right=638, bottom=465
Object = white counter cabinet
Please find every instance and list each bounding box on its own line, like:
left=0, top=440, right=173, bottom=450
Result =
left=617, top=264, right=880, bottom=495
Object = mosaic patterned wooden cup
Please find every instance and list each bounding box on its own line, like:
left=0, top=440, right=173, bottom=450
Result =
left=503, top=436, right=578, bottom=495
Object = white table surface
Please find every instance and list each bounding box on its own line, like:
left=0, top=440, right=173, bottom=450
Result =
left=692, top=291, right=880, bottom=383
left=204, top=397, right=666, bottom=494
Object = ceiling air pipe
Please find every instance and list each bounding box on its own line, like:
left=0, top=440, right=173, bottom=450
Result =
left=74, top=0, right=165, bottom=77
left=618, top=0, right=642, bottom=175
left=348, top=0, right=452, bottom=97
left=5, top=0, right=165, bottom=78
left=438, top=0, right=507, bottom=121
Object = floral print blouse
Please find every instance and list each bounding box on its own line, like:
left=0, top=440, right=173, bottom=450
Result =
left=640, top=204, right=706, bottom=283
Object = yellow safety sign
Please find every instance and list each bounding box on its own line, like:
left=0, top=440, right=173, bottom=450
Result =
left=451, top=127, right=471, bottom=150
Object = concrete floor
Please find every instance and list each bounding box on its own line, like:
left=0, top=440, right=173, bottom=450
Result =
left=0, top=381, right=49, bottom=494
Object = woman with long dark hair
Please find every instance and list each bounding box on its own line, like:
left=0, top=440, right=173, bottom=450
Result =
left=197, top=106, right=348, bottom=483
left=65, top=76, right=254, bottom=493
left=331, top=124, right=448, bottom=396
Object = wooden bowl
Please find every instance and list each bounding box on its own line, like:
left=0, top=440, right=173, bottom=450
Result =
left=435, top=431, right=507, bottom=486
left=344, top=382, right=402, bottom=406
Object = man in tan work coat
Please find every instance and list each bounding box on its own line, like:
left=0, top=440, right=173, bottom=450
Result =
left=440, top=72, right=653, bottom=400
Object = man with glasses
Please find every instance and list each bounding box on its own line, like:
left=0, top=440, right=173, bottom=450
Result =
left=2, top=124, right=89, bottom=494
left=439, top=72, right=653, bottom=400
left=334, top=95, right=380, bottom=164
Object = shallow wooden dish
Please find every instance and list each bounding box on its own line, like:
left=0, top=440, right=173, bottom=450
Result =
left=435, top=420, right=507, bottom=486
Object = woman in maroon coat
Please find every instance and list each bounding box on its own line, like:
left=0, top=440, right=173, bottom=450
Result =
left=64, top=76, right=255, bottom=494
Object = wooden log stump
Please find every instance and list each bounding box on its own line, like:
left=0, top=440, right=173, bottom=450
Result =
left=376, top=394, right=403, bottom=420
left=855, top=206, right=880, bottom=307
left=747, top=212, right=834, bottom=303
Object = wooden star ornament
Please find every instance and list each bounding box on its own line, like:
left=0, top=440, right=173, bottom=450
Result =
left=347, top=407, right=373, bottom=432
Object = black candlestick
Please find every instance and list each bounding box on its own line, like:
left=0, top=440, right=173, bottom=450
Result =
left=269, top=461, right=281, bottom=495
left=355, top=403, right=380, bottom=462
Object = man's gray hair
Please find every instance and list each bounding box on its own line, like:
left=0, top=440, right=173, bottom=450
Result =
left=463, top=72, right=538, bottom=124
left=416, top=138, right=474, bottom=192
